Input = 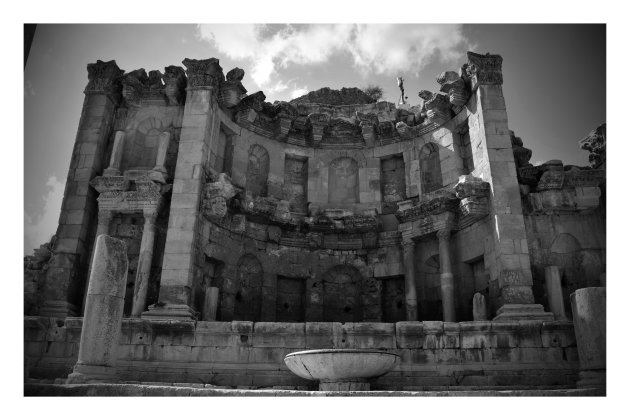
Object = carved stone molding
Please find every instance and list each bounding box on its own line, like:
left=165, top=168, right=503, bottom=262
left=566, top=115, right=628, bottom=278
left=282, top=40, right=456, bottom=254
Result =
left=84, top=60, right=124, bottom=99
left=220, top=67, right=248, bottom=108
left=182, top=57, right=224, bottom=90
left=466, top=51, right=504, bottom=90
left=436, top=71, right=469, bottom=107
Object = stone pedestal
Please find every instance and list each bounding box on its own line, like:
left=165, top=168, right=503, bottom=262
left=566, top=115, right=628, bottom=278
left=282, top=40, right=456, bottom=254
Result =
left=472, top=292, right=487, bottom=321
left=202, top=286, right=219, bottom=321
left=545, top=266, right=567, bottom=320
left=402, top=241, right=418, bottom=321
left=320, top=380, right=370, bottom=391
left=437, top=229, right=456, bottom=322
left=131, top=210, right=158, bottom=317
left=570, top=287, right=606, bottom=391
left=67, top=235, right=128, bottom=384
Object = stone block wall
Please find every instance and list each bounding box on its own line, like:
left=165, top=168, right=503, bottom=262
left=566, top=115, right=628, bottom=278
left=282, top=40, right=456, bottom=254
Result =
left=25, top=317, right=579, bottom=389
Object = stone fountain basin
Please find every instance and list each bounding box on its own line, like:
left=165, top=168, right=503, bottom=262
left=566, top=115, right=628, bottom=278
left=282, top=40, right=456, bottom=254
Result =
left=284, top=349, right=400, bottom=382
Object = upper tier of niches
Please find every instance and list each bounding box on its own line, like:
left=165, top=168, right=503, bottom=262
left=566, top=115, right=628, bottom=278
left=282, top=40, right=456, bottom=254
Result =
left=221, top=54, right=483, bottom=149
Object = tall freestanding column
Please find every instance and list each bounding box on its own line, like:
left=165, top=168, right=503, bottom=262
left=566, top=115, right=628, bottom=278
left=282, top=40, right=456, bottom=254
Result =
left=402, top=240, right=419, bottom=321
left=40, top=60, right=123, bottom=319
left=143, top=58, right=224, bottom=320
left=437, top=228, right=456, bottom=322
left=465, top=51, right=552, bottom=321
left=66, top=235, right=128, bottom=384
left=131, top=209, right=158, bottom=317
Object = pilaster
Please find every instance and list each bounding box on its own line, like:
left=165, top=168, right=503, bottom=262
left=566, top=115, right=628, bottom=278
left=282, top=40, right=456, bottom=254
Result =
left=402, top=239, right=418, bottom=321
left=143, top=58, right=224, bottom=320
left=40, top=60, right=123, bottom=319
left=466, top=51, right=552, bottom=321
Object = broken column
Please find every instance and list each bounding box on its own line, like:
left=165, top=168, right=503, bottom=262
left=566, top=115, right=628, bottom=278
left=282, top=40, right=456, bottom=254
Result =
left=473, top=293, right=488, bottom=321
left=544, top=266, right=567, bottom=320
left=66, top=235, right=128, bottom=384
left=402, top=240, right=418, bottom=321
left=437, top=228, right=456, bottom=322
left=570, top=287, right=606, bottom=391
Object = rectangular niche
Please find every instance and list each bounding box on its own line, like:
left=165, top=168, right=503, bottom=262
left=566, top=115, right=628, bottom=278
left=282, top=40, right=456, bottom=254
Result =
left=380, top=154, right=406, bottom=214
left=283, top=154, right=308, bottom=213
left=380, top=276, right=406, bottom=323
left=276, top=276, right=305, bottom=322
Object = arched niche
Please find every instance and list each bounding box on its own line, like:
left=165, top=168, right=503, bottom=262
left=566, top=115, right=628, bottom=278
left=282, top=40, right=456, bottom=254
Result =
left=246, top=144, right=270, bottom=197
left=419, top=143, right=443, bottom=194
left=328, top=157, right=359, bottom=204
left=233, top=254, right=263, bottom=321
left=122, top=117, right=163, bottom=170
left=321, top=265, right=364, bottom=322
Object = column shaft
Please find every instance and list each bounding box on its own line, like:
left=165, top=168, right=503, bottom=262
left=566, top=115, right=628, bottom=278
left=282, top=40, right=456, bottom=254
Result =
left=103, top=131, right=125, bottom=176
left=403, top=241, right=418, bottom=321
left=437, top=229, right=456, bottom=322
left=131, top=211, right=157, bottom=317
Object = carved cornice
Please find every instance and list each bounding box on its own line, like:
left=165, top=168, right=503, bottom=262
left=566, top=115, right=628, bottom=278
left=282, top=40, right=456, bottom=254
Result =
left=466, top=51, right=504, bottom=90
left=182, top=57, right=224, bottom=90
left=84, top=60, right=124, bottom=99
left=91, top=173, right=168, bottom=213
left=436, top=71, right=469, bottom=107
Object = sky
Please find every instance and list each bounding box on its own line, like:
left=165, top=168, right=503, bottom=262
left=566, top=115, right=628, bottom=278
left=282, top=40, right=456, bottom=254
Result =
left=23, top=23, right=606, bottom=255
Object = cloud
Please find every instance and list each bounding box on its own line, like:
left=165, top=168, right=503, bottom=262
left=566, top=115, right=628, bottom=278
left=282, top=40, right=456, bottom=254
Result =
left=197, top=24, right=471, bottom=94
left=24, top=175, right=64, bottom=255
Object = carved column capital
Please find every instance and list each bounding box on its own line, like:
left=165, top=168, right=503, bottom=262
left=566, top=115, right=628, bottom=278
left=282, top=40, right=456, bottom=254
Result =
left=84, top=60, right=124, bottom=101
left=97, top=209, right=114, bottom=226
left=436, top=227, right=452, bottom=241
left=182, top=58, right=224, bottom=90
left=142, top=208, right=158, bottom=225
left=466, top=51, right=504, bottom=90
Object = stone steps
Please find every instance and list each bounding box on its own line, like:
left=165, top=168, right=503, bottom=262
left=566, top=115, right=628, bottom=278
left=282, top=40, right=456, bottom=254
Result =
left=24, top=382, right=604, bottom=397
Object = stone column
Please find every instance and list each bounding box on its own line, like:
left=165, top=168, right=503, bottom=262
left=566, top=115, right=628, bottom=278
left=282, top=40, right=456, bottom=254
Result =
left=103, top=131, right=125, bottom=176
left=436, top=228, right=456, bottom=322
left=203, top=286, right=219, bottom=321
left=544, top=266, right=567, bottom=320
left=66, top=235, right=128, bottom=384
left=465, top=51, right=552, bottom=321
left=402, top=240, right=418, bottom=321
left=570, top=287, right=606, bottom=391
left=131, top=209, right=158, bottom=317
left=473, top=292, right=488, bottom=321
left=144, top=58, right=223, bottom=320
left=40, top=60, right=123, bottom=319
left=149, top=131, right=171, bottom=183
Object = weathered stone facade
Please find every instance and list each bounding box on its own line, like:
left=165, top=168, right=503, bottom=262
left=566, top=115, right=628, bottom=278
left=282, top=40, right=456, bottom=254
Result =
left=24, top=50, right=605, bottom=391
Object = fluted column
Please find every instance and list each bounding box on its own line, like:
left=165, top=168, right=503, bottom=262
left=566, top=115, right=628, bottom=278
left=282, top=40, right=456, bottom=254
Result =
left=402, top=240, right=418, bottom=321
left=437, top=228, right=456, bottom=322
left=103, top=131, right=125, bottom=176
left=131, top=209, right=158, bottom=317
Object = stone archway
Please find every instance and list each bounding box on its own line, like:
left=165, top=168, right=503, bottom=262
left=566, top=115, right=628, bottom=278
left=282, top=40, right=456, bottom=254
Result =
left=321, top=265, right=364, bottom=322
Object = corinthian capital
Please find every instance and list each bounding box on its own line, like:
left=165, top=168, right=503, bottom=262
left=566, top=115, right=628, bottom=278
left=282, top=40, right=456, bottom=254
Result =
left=436, top=227, right=452, bottom=241
left=466, top=51, right=503, bottom=90
left=182, top=58, right=224, bottom=90
left=84, top=60, right=124, bottom=98
left=163, top=65, right=187, bottom=106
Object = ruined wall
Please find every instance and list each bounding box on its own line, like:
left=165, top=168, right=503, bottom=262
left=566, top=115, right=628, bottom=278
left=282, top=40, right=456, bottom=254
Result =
left=25, top=317, right=579, bottom=389
left=525, top=211, right=606, bottom=317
